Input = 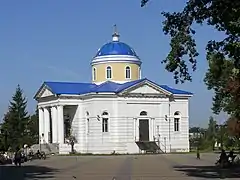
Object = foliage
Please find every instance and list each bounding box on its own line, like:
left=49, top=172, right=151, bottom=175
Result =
left=27, top=112, right=39, bottom=145
left=141, top=0, right=240, bottom=137
left=1, top=85, right=30, bottom=150
left=0, top=85, right=39, bottom=150
left=188, top=116, right=239, bottom=150
left=227, top=116, right=240, bottom=138
left=141, top=0, right=240, bottom=84
left=206, top=116, right=217, bottom=150
left=204, top=54, right=240, bottom=137
left=204, top=54, right=236, bottom=114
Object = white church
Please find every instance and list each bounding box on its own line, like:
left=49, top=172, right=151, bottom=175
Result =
left=34, top=27, right=193, bottom=154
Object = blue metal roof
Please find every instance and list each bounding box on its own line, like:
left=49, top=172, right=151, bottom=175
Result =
left=44, top=82, right=97, bottom=95
left=42, top=78, right=192, bottom=97
left=95, top=41, right=138, bottom=57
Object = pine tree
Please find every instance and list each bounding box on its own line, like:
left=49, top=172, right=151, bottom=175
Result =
left=2, top=85, right=30, bottom=150
left=27, top=109, right=39, bottom=145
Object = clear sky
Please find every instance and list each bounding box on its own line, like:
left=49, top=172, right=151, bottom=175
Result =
left=0, top=0, right=227, bottom=127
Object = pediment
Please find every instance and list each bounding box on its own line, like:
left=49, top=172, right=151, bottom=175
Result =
left=34, top=84, right=54, bottom=100
left=119, top=81, right=171, bottom=96
left=130, top=84, right=161, bottom=94
left=41, top=88, right=54, bottom=97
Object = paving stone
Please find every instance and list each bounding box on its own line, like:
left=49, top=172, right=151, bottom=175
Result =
left=1, top=153, right=239, bottom=180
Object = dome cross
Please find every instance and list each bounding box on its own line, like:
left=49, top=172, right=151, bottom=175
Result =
left=112, top=24, right=120, bottom=42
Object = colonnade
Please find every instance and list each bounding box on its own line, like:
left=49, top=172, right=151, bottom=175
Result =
left=38, top=105, right=64, bottom=144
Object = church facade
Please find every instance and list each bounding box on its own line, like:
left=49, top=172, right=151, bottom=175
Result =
left=34, top=28, right=193, bottom=154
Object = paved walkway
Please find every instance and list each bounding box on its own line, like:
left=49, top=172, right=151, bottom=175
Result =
left=0, top=153, right=240, bottom=180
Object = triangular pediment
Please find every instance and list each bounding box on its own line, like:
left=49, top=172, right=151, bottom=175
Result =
left=119, top=80, right=172, bottom=96
left=130, top=84, right=161, bottom=94
left=41, top=88, right=54, bottom=97
left=34, top=84, right=54, bottom=100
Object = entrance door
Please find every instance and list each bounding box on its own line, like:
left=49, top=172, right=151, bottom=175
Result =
left=139, top=119, right=149, bottom=141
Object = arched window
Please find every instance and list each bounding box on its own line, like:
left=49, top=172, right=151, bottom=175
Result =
left=125, top=66, right=131, bottom=79
left=86, top=111, right=90, bottom=134
left=102, top=111, right=109, bottom=132
left=106, top=66, right=112, bottom=79
left=140, top=111, right=147, bottom=116
left=93, top=68, right=96, bottom=81
left=174, top=111, right=181, bottom=132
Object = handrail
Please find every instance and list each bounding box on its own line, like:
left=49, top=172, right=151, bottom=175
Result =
left=154, top=135, right=166, bottom=153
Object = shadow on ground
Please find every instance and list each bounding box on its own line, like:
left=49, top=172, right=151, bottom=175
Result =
left=0, top=165, right=58, bottom=180
left=174, top=165, right=240, bottom=179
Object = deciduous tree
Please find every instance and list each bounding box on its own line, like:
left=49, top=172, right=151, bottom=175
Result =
left=141, top=0, right=240, bottom=84
left=141, top=0, right=240, bottom=137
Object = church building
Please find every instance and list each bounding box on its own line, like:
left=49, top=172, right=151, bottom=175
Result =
left=34, top=27, right=193, bottom=154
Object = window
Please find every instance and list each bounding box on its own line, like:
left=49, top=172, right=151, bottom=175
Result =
left=102, top=112, right=109, bottom=132
left=174, top=111, right=181, bottom=132
left=125, top=66, right=131, bottom=79
left=174, top=118, right=179, bottom=131
left=93, top=68, right=96, bottom=81
left=140, top=111, right=147, bottom=116
left=102, top=118, right=108, bottom=132
left=86, top=111, right=90, bottom=134
left=87, top=118, right=90, bottom=133
left=106, top=66, right=112, bottom=79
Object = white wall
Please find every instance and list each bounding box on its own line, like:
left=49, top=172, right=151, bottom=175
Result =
left=168, top=98, right=189, bottom=152
left=81, top=98, right=121, bottom=154
left=50, top=95, right=190, bottom=154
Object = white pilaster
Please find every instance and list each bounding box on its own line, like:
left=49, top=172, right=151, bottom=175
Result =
left=38, top=107, right=44, bottom=144
left=57, top=105, right=64, bottom=144
left=51, top=106, right=58, bottom=143
left=150, top=118, right=154, bottom=141
left=43, top=108, right=50, bottom=143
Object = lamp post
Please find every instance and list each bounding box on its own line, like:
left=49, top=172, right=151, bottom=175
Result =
left=165, top=114, right=171, bottom=152
left=167, top=95, right=174, bottom=153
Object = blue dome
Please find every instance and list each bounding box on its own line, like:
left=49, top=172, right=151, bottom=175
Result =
left=95, top=41, right=138, bottom=57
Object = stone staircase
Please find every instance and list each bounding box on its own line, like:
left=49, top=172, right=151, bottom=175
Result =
left=135, top=141, right=164, bottom=153
left=31, top=143, right=59, bottom=154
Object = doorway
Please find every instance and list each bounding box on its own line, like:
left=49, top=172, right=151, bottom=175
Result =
left=139, top=119, right=149, bottom=141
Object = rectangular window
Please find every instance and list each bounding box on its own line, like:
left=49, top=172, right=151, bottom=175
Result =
left=87, top=118, right=90, bottom=134
left=125, top=67, right=131, bottom=79
left=106, top=67, right=112, bottom=79
left=93, top=68, right=96, bottom=81
left=174, top=118, right=179, bottom=131
left=102, top=118, right=108, bottom=132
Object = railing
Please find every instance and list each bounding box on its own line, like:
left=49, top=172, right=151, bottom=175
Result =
left=154, top=135, right=166, bottom=153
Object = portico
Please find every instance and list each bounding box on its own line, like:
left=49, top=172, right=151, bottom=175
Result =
left=38, top=105, right=64, bottom=144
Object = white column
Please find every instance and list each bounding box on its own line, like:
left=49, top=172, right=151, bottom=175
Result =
left=43, top=108, right=50, bottom=143
left=51, top=106, right=58, bottom=143
left=57, top=105, right=64, bottom=144
left=38, top=107, right=44, bottom=144
left=136, top=119, right=139, bottom=141
left=151, top=118, right=154, bottom=141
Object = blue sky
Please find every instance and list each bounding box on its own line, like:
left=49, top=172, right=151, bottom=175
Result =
left=0, top=0, right=227, bottom=127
